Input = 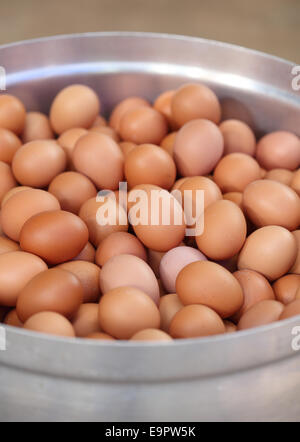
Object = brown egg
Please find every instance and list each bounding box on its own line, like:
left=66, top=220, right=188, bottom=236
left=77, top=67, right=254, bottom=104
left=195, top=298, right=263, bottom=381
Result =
left=24, top=312, right=75, bottom=337
left=17, top=268, right=83, bottom=322
left=159, top=293, right=183, bottom=332
left=125, top=144, right=176, bottom=190
left=72, top=241, right=95, bottom=263
left=91, top=115, right=107, bottom=128
left=72, top=303, right=101, bottom=337
left=290, top=230, right=300, bottom=274
left=0, top=251, right=47, bottom=307
left=0, top=162, right=17, bottom=204
left=172, top=177, right=189, bottom=192
left=22, top=111, right=54, bottom=143
left=57, top=127, right=88, bottom=168
left=1, top=185, right=31, bottom=208
left=265, top=169, right=294, bottom=186
left=223, top=192, right=243, bottom=210
left=109, top=97, right=150, bottom=132
left=0, top=236, right=20, bottom=255
left=131, top=329, right=173, bottom=341
left=0, top=128, right=22, bottom=163
left=48, top=171, right=97, bottom=214
left=219, top=119, right=256, bottom=156
left=118, top=141, right=137, bottom=157
left=50, top=85, right=100, bottom=135
left=280, top=299, right=300, bottom=319
left=98, top=287, right=160, bottom=339
left=128, top=185, right=186, bottom=252
left=147, top=249, right=165, bottom=278
left=12, top=140, right=67, bottom=187
left=86, top=332, right=115, bottom=340
left=171, top=83, right=221, bottom=127
left=154, top=90, right=176, bottom=128
left=174, top=119, right=224, bottom=176
left=79, top=196, right=128, bottom=247
left=196, top=200, right=247, bottom=260
left=232, top=270, right=275, bottom=322
left=0, top=94, right=26, bottom=135
left=256, top=131, right=300, bottom=170
left=160, top=132, right=177, bottom=157
left=95, top=232, right=147, bottom=267
left=291, top=169, right=300, bottom=196
left=238, top=300, right=284, bottom=330
left=176, top=261, right=243, bottom=318
left=20, top=210, right=89, bottom=265
left=58, top=261, right=101, bottom=303
left=1, top=188, right=60, bottom=241
left=213, top=153, right=261, bottom=192
left=4, top=309, right=23, bottom=328
left=273, top=274, right=300, bottom=305
left=224, top=320, right=237, bottom=333
left=243, top=180, right=300, bottom=231
left=238, top=226, right=297, bottom=281
left=100, top=254, right=160, bottom=304
left=90, top=126, right=120, bottom=142
left=170, top=305, right=225, bottom=338
left=73, top=132, right=124, bottom=190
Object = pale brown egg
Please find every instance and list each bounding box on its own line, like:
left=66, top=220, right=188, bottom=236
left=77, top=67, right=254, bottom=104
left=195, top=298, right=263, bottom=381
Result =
left=90, top=126, right=120, bottom=142
left=95, top=232, right=147, bottom=267
left=91, top=115, right=107, bottom=128
left=98, top=287, right=160, bottom=339
left=1, top=188, right=60, bottom=241
left=58, top=261, right=101, bottom=303
left=118, top=141, right=137, bottom=157
left=290, top=230, right=300, bottom=274
left=273, top=274, right=300, bottom=305
left=238, top=300, right=284, bottom=330
left=154, top=90, right=176, bottom=128
left=159, top=293, right=183, bottom=332
left=22, top=111, right=54, bottom=142
left=0, top=162, right=17, bottom=204
left=170, top=305, right=225, bottom=338
left=196, top=200, right=247, bottom=260
left=176, top=261, right=243, bottom=318
left=160, top=132, right=177, bottom=157
left=4, top=309, right=23, bottom=328
left=223, top=192, right=243, bottom=210
left=291, top=169, right=300, bottom=196
left=256, top=131, right=300, bottom=170
left=86, top=332, right=115, bottom=340
left=0, top=251, right=47, bottom=307
left=174, top=119, right=224, bottom=176
left=171, top=83, right=221, bottom=127
left=100, top=254, right=160, bottom=304
left=0, top=236, right=20, bottom=255
left=17, top=268, right=83, bottom=322
left=0, top=94, right=26, bottom=135
left=265, top=169, right=294, bottom=186
left=72, top=241, right=95, bottom=263
left=224, top=320, right=237, bottom=333
left=57, top=127, right=88, bottom=168
left=50, top=85, right=100, bottom=135
left=48, top=171, right=97, bottom=214
left=213, top=153, right=261, bottom=192
left=243, top=180, right=300, bottom=231
left=20, top=210, right=89, bottom=265
left=72, top=132, right=124, bottom=190
left=219, top=119, right=256, bottom=156
left=130, top=329, right=173, bottom=341
left=72, top=303, right=101, bottom=337
left=125, top=144, right=176, bottom=190
left=24, top=312, right=75, bottom=337
left=109, top=97, right=150, bottom=132
left=12, top=140, right=67, bottom=187
left=238, top=226, right=297, bottom=281
left=0, top=128, right=22, bottom=163
left=231, top=270, right=275, bottom=322
left=1, top=185, right=31, bottom=208
left=79, top=196, right=128, bottom=247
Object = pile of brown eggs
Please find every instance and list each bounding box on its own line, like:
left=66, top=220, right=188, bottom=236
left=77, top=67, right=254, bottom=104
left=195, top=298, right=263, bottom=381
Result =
left=0, top=82, right=300, bottom=342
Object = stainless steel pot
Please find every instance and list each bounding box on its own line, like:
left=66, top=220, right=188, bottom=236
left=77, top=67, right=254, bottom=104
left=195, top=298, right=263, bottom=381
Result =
left=0, top=32, right=300, bottom=422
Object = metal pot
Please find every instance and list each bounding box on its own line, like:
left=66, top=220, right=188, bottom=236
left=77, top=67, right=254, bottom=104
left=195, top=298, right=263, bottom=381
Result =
left=0, top=32, right=300, bottom=422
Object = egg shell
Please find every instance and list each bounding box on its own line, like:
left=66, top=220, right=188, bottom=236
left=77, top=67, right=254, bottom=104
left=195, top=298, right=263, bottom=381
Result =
left=176, top=261, right=243, bottom=318
left=4, top=309, right=23, bottom=328
left=0, top=94, right=26, bottom=135
left=100, top=254, right=160, bottom=305
left=0, top=128, right=22, bottom=163
left=273, top=274, right=300, bottom=305
left=58, top=260, right=101, bottom=303
left=0, top=162, right=17, bottom=204
left=219, top=119, right=256, bottom=156
left=24, top=312, right=75, bottom=337
left=17, top=268, right=83, bottom=322
left=0, top=236, right=20, bottom=255
left=86, top=332, right=115, bottom=340
left=160, top=132, right=177, bottom=157
left=154, top=90, right=177, bottom=129
left=170, top=304, right=225, bottom=338
left=265, top=169, right=294, bottom=186
left=196, top=200, right=247, bottom=260
left=243, top=179, right=300, bottom=231
left=130, top=329, right=173, bottom=341
left=95, top=232, right=147, bottom=267
left=72, top=303, right=102, bottom=337
left=109, top=97, right=150, bottom=132
left=57, top=127, right=88, bottom=168
left=0, top=251, right=47, bottom=307
left=98, top=287, right=160, bottom=339
left=1, top=188, right=60, bottom=242
left=290, top=231, right=300, bottom=274
left=20, top=210, right=89, bottom=265
left=50, top=85, right=100, bottom=135
left=72, top=241, right=95, bottom=263
left=291, top=169, right=300, bottom=196
left=22, top=111, right=54, bottom=143
left=72, top=132, right=124, bottom=190
left=171, top=83, right=221, bottom=127
left=238, top=300, right=284, bottom=330
left=159, top=293, right=183, bottom=332
left=159, top=246, right=207, bottom=293
left=238, top=226, right=298, bottom=281
left=1, top=185, right=31, bottom=208
left=174, top=119, right=224, bottom=176
left=256, top=131, right=300, bottom=171
left=12, top=140, right=67, bottom=187
left=224, top=320, right=237, bottom=333
left=280, top=299, right=300, bottom=320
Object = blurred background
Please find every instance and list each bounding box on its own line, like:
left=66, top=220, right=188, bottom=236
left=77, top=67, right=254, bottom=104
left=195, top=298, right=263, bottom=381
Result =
left=0, top=0, right=299, bottom=63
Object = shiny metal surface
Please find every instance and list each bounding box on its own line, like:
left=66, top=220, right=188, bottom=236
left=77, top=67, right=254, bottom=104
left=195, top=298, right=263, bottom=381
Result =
left=0, top=32, right=300, bottom=422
